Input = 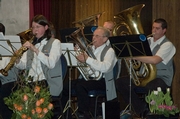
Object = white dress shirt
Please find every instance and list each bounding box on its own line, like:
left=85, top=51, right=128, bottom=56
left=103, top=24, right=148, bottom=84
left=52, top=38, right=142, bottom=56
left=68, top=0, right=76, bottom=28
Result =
left=148, top=35, right=176, bottom=65
left=85, top=43, right=117, bottom=77
left=16, top=38, right=62, bottom=82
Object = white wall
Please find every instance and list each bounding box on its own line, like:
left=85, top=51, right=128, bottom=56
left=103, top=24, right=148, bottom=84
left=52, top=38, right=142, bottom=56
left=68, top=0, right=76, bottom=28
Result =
left=0, top=0, right=29, bottom=35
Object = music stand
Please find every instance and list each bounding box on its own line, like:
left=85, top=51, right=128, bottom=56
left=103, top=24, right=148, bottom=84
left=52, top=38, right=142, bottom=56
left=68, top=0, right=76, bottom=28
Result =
left=0, top=39, right=14, bottom=58
left=109, top=34, right=152, bottom=117
left=59, top=43, right=78, bottom=119
left=0, top=35, right=22, bottom=59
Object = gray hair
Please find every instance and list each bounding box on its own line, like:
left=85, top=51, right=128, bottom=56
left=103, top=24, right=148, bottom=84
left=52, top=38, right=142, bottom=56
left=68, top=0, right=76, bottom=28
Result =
left=96, top=26, right=110, bottom=37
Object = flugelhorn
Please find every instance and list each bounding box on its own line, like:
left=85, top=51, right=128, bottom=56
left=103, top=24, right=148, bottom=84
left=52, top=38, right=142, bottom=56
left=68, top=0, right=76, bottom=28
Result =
left=0, top=29, right=35, bottom=76
left=69, top=27, right=102, bottom=81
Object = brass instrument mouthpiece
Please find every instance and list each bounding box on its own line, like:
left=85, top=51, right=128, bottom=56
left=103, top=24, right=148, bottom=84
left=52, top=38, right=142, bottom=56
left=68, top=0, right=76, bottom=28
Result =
left=147, top=33, right=155, bottom=38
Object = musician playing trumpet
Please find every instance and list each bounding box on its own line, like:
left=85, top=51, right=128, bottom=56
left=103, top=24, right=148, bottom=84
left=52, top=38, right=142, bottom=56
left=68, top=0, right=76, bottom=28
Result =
left=15, top=15, right=63, bottom=119
left=61, top=27, right=118, bottom=119
left=116, top=18, right=176, bottom=118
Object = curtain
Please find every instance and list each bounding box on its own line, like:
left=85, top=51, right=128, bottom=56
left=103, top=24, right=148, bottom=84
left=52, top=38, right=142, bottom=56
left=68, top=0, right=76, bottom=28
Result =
left=29, top=0, right=51, bottom=24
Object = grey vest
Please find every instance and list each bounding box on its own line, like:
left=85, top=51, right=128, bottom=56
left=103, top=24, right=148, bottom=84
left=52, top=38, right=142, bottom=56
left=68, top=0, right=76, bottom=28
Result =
left=150, top=38, right=174, bottom=86
left=27, top=38, right=63, bottom=96
left=101, top=45, right=117, bottom=101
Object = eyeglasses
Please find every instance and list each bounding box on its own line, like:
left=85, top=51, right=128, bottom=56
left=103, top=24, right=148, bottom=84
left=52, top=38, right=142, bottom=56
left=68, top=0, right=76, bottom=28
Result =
left=93, top=35, right=107, bottom=38
left=31, top=25, right=43, bottom=30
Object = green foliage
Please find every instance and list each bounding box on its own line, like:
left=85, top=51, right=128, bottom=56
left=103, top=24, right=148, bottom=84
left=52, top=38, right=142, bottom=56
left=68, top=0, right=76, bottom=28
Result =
left=145, top=87, right=180, bottom=117
left=3, top=71, right=54, bottom=119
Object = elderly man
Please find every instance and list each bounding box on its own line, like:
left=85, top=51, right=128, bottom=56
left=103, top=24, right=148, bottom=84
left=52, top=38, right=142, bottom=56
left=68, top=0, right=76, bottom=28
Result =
left=61, top=26, right=118, bottom=119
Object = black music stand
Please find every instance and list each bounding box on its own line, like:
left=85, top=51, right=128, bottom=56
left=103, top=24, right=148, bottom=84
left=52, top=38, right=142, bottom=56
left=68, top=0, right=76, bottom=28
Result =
left=109, top=34, right=152, bottom=117
left=59, top=43, right=78, bottom=119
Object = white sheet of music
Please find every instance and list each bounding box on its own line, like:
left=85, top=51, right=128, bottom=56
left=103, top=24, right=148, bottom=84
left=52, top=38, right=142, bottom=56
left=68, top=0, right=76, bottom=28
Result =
left=0, top=32, right=12, bottom=56
left=4, top=35, right=22, bottom=51
left=61, top=43, right=77, bottom=66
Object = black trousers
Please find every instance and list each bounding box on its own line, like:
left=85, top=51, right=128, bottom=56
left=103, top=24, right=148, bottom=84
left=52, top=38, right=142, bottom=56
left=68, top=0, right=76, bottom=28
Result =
left=61, top=78, right=106, bottom=113
left=0, top=81, right=16, bottom=119
left=115, top=76, right=169, bottom=116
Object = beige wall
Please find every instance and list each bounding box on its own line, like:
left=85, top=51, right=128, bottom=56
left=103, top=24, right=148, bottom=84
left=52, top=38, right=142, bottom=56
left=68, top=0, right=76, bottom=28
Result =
left=0, top=0, right=29, bottom=35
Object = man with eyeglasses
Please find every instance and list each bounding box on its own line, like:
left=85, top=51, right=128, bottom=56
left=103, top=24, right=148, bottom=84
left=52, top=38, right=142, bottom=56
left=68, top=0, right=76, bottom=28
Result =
left=61, top=27, right=118, bottom=119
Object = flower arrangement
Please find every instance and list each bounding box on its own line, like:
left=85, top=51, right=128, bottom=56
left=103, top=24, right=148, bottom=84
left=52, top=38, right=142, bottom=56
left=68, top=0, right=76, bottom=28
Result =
left=145, top=87, right=179, bottom=117
left=4, top=71, right=54, bottom=119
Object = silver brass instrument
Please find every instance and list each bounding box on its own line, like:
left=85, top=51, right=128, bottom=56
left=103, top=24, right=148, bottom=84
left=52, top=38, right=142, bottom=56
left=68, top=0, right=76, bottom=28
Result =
left=69, top=27, right=102, bottom=81
left=0, top=29, right=35, bottom=76
left=113, top=4, right=157, bottom=86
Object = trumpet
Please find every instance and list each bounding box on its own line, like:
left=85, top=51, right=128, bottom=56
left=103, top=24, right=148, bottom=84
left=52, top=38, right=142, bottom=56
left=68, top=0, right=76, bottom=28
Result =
left=0, top=29, right=35, bottom=76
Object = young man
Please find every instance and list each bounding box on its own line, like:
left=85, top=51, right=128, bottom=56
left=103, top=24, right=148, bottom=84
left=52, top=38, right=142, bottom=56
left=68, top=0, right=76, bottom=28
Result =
left=116, top=18, right=176, bottom=118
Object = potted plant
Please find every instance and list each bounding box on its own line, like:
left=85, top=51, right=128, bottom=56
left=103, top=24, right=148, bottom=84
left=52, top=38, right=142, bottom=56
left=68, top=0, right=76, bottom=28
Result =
left=145, top=87, right=179, bottom=119
left=3, top=71, right=54, bottom=119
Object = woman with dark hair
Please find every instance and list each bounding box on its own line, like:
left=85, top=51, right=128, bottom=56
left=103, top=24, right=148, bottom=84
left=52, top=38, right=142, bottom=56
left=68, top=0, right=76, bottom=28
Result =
left=15, top=15, right=63, bottom=118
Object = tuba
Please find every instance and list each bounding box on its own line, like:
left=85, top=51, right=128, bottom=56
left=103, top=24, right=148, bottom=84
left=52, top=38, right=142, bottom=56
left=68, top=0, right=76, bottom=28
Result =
left=113, top=4, right=157, bottom=86
left=0, top=29, right=35, bottom=76
left=68, top=27, right=102, bottom=81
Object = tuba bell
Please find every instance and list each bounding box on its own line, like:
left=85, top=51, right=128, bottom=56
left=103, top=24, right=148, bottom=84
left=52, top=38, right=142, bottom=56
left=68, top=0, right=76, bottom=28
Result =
left=113, top=4, right=157, bottom=86
left=68, top=27, right=102, bottom=81
left=0, top=29, right=35, bottom=76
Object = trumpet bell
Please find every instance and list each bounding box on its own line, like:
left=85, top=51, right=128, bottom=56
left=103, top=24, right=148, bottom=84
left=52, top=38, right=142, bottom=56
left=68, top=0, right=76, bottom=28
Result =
left=17, top=29, right=34, bottom=44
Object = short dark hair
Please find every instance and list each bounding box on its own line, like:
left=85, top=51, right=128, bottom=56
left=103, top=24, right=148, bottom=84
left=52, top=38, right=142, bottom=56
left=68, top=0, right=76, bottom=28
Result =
left=0, top=23, right=5, bottom=35
left=154, top=18, right=167, bottom=29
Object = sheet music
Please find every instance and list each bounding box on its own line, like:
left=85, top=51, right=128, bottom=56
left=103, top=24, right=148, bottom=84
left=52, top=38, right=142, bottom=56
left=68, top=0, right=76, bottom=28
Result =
left=0, top=33, right=12, bottom=56
left=61, top=43, right=77, bottom=66
left=0, top=34, right=22, bottom=56
left=4, top=35, right=22, bottom=51
left=0, top=40, right=13, bottom=56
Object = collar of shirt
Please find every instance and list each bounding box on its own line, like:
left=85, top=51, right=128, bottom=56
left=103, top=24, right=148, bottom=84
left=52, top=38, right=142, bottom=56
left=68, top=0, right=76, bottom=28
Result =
left=35, top=38, right=47, bottom=47
left=91, top=43, right=106, bottom=53
left=149, top=35, right=166, bottom=50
